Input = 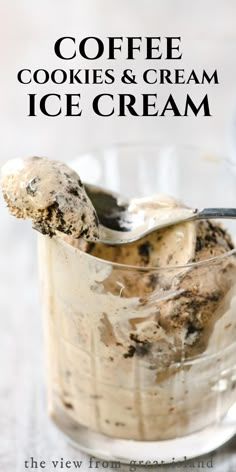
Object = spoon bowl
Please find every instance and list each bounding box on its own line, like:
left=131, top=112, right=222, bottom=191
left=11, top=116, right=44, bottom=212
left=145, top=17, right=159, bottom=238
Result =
left=84, top=183, right=236, bottom=245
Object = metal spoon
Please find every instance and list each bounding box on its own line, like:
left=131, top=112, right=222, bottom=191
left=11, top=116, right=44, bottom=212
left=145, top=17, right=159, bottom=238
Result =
left=85, top=183, right=236, bottom=245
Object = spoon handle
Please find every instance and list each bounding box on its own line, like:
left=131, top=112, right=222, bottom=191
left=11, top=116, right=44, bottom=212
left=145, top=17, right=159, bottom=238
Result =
left=196, top=208, right=236, bottom=220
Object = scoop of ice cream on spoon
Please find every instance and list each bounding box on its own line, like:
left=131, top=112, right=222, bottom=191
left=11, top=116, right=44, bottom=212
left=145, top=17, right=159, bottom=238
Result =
left=2, top=156, right=236, bottom=246
left=0, top=156, right=99, bottom=240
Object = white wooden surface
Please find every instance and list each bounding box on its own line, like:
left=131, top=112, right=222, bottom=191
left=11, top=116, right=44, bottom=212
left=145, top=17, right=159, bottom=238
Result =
left=1, top=195, right=236, bottom=472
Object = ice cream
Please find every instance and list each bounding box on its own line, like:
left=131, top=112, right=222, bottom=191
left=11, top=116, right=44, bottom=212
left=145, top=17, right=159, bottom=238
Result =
left=39, top=215, right=236, bottom=441
left=75, top=217, right=236, bottom=360
left=2, top=156, right=236, bottom=442
left=0, top=156, right=99, bottom=240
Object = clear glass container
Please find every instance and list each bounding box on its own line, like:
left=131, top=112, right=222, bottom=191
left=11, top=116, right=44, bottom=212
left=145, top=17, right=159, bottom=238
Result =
left=38, top=144, right=236, bottom=464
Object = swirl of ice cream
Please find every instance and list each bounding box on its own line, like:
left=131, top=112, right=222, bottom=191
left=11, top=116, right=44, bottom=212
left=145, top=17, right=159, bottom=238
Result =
left=0, top=156, right=99, bottom=240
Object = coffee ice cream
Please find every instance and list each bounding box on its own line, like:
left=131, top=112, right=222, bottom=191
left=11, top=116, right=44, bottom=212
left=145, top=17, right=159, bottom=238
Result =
left=39, top=211, right=236, bottom=441
left=75, top=217, right=235, bottom=360
left=2, top=156, right=236, bottom=443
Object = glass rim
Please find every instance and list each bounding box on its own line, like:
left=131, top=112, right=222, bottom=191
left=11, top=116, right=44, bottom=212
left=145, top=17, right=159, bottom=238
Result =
left=55, top=234, right=236, bottom=272
left=66, top=142, right=235, bottom=271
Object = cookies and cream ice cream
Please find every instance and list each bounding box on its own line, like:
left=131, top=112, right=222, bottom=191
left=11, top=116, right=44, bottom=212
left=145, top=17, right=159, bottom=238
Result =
left=1, top=156, right=99, bottom=240
left=39, top=216, right=236, bottom=441
left=75, top=218, right=236, bottom=361
left=2, top=156, right=236, bottom=443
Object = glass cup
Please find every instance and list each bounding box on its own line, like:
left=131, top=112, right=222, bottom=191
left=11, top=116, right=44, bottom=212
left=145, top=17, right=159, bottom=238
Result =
left=38, top=144, right=236, bottom=464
